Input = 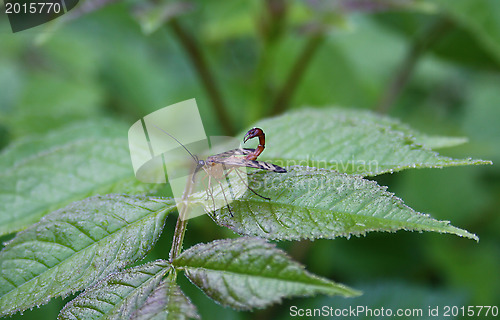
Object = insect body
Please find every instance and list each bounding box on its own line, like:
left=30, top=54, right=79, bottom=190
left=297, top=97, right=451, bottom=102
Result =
left=192, top=128, right=286, bottom=216
left=154, top=125, right=286, bottom=217
left=197, top=127, right=286, bottom=175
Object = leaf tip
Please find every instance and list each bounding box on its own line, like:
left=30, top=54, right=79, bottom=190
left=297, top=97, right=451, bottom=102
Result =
left=445, top=224, right=479, bottom=242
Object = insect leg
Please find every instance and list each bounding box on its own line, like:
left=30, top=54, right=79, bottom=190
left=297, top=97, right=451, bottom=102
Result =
left=208, top=175, right=217, bottom=216
left=233, top=168, right=271, bottom=200
left=214, top=176, right=234, bottom=217
left=201, top=168, right=217, bottom=219
left=221, top=164, right=237, bottom=202
left=199, top=172, right=210, bottom=201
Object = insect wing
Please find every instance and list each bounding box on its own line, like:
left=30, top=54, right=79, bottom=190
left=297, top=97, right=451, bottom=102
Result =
left=212, top=156, right=286, bottom=173
left=251, top=160, right=287, bottom=173
left=207, top=148, right=254, bottom=160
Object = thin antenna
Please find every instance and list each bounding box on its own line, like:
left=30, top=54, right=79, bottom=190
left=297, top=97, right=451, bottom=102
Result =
left=151, top=124, right=198, bottom=163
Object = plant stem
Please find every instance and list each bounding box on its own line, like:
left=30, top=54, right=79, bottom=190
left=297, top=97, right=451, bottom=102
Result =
left=249, top=43, right=275, bottom=123
left=270, top=33, right=325, bottom=116
left=169, top=215, right=188, bottom=261
left=168, top=171, right=196, bottom=261
left=249, top=0, right=288, bottom=123
left=169, top=19, right=234, bottom=135
left=375, top=17, right=453, bottom=114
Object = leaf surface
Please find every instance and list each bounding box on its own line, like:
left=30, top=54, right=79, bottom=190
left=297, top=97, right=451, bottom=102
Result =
left=58, top=260, right=199, bottom=320
left=0, top=119, right=126, bottom=170
left=131, top=273, right=200, bottom=320
left=0, top=195, right=174, bottom=316
left=243, top=108, right=490, bottom=176
left=213, top=167, right=478, bottom=241
left=173, top=237, right=359, bottom=310
left=0, top=120, right=154, bottom=236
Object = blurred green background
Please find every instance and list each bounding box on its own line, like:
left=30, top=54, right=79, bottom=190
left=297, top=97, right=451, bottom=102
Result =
left=1, top=0, right=499, bottom=319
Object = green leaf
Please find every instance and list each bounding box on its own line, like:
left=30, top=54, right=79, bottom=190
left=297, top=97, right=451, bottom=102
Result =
left=0, top=195, right=174, bottom=317
left=416, top=135, right=468, bottom=150
left=0, top=120, right=155, bottom=236
left=0, top=119, right=126, bottom=170
left=245, top=108, right=490, bottom=176
left=58, top=260, right=170, bottom=320
left=213, top=167, right=478, bottom=241
left=3, top=73, right=103, bottom=138
left=131, top=273, right=200, bottom=320
left=173, top=237, right=359, bottom=310
left=58, top=260, right=199, bottom=320
left=313, top=107, right=468, bottom=149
